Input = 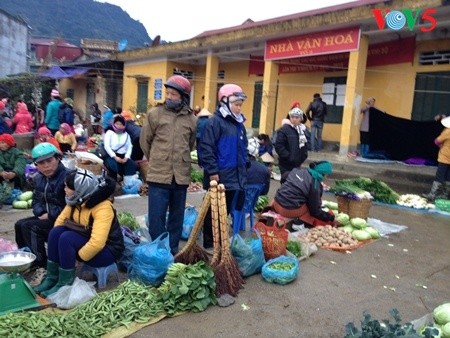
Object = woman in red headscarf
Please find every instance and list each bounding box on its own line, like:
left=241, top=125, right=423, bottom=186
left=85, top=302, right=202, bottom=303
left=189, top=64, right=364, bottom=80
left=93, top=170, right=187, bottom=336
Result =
left=0, top=134, right=26, bottom=189
left=37, top=126, right=61, bottom=152
left=13, top=102, right=34, bottom=134
left=54, top=123, right=77, bottom=153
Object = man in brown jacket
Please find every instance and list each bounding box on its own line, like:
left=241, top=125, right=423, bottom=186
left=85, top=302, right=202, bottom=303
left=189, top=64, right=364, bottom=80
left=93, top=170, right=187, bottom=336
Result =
left=139, top=75, right=197, bottom=254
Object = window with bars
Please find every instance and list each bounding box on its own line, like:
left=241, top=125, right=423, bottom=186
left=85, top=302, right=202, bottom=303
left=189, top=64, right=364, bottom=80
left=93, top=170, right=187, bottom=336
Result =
left=137, top=81, right=149, bottom=113
left=419, top=50, right=450, bottom=66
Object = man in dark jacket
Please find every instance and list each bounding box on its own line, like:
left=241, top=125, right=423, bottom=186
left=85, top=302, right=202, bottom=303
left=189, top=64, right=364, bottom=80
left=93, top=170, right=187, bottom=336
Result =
left=122, top=111, right=144, bottom=161
left=14, top=143, right=68, bottom=284
left=247, top=137, right=270, bottom=195
left=274, top=108, right=308, bottom=183
left=305, top=93, right=327, bottom=152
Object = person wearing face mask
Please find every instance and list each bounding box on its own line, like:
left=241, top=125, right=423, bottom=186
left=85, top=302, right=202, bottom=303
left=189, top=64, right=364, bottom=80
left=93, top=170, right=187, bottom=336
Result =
left=197, top=83, right=249, bottom=251
left=139, top=75, right=197, bottom=255
left=103, top=114, right=137, bottom=182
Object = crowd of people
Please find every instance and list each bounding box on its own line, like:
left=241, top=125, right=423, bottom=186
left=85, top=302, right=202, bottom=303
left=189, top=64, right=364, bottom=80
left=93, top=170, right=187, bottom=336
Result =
left=1, top=75, right=449, bottom=302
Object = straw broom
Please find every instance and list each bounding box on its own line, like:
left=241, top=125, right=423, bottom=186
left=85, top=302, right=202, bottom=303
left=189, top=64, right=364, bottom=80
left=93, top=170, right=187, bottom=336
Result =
left=214, top=184, right=244, bottom=297
left=174, top=190, right=211, bottom=264
left=209, top=181, right=221, bottom=267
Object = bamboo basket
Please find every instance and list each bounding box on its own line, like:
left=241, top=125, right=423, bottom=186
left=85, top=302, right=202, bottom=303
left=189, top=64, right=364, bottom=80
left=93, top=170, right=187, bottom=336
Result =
left=336, top=196, right=350, bottom=214
left=348, top=198, right=372, bottom=220
left=76, top=160, right=103, bottom=175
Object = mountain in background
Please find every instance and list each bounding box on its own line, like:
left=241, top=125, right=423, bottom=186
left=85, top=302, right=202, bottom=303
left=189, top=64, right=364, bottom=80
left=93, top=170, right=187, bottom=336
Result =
left=0, top=0, right=152, bottom=49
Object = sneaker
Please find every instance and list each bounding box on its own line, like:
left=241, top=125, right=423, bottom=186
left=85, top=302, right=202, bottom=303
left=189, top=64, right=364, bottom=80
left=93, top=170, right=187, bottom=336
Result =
left=28, top=267, right=47, bottom=287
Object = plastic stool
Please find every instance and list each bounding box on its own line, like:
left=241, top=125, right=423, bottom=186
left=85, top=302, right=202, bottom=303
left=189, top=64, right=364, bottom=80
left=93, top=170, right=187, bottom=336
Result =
left=80, top=262, right=119, bottom=288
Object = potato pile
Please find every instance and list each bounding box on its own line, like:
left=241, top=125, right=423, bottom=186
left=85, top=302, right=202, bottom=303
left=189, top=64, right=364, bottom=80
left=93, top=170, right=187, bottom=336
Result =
left=304, top=225, right=358, bottom=248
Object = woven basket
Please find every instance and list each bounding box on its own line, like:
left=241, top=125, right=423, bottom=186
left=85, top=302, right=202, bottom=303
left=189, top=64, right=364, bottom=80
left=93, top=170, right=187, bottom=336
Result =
left=336, top=196, right=350, bottom=214
left=348, top=198, right=372, bottom=220
left=76, top=160, right=103, bottom=176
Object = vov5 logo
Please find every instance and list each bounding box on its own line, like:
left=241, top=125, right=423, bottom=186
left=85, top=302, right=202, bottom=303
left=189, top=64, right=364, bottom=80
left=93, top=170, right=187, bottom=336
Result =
left=372, top=8, right=437, bottom=32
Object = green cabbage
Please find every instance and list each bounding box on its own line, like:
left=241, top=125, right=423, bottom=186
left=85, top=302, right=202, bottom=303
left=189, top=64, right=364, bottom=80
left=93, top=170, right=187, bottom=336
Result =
left=364, top=226, right=380, bottom=239
left=350, top=217, right=367, bottom=229
left=434, top=303, right=450, bottom=326
left=342, top=225, right=354, bottom=234
left=352, top=229, right=372, bottom=241
left=442, top=323, right=450, bottom=338
left=336, top=213, right=350, bottom=225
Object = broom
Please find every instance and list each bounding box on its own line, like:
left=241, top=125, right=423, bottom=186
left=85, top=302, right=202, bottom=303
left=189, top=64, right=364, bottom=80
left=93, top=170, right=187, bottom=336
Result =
left=214, top=184, right=244, bottom=297
left=209, top=181, right=221, bottom=267
left=174, top=190, right=211, bottom=264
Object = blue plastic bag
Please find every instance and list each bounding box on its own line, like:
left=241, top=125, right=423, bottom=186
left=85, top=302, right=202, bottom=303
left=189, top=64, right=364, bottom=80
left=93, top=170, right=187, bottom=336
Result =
left=261, top=255, right=300, bottom=285
left=231, top=232, right=265, bottom=277
left=128, top=232, right=174, bottom=286
left=181, top=206, right=198, bottom=240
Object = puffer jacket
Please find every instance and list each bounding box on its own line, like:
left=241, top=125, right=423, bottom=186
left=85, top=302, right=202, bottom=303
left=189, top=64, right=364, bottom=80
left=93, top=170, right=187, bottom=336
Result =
left=305, top=98, right=327, bottom=122
left=274, top=123, right=308, bottom=171
left=140, top=104, right=196, bottom=185
left=32, top=161, right=69, bottom=222
left=45, top=99, right=61, bottom=130
left=54, top=175, right=124, bottom=261
left=198, top=108, right=248, bottom=191
left=13, top=109, right=33, bottom=134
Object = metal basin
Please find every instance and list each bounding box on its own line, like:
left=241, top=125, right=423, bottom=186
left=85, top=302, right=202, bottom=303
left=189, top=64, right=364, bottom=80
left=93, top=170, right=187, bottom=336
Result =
left=0, top=251, right=36, bottom=273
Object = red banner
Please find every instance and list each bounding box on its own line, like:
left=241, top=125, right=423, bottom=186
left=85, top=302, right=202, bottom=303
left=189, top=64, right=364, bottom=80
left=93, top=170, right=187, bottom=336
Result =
left=277, top=37, right=415, bottom=74
left=265, top=27, right=361, bottom=61
left=249, top=55, right=265, bottom=76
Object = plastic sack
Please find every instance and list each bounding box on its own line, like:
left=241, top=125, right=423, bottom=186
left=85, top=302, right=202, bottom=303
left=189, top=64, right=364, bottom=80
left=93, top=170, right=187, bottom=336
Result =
left=231, top=232, right=266, bottom=277
left=47, top=277, right=97, bottom=309
left=117, top=227, right=141, bottom=272
left=181, top=206, right=198, bottom=240
left=261, top=255, right=300, bottom=285
left=128, top=232, right=174, bottom=286
left=3, top=189, right=22, bottom=205
left=122, top=175, right=143, bottom=195
left=0, top=237, right=18, bottom=253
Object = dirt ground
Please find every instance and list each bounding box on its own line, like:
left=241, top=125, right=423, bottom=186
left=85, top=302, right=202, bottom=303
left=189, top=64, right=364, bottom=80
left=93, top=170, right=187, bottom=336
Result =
left=1, top=179, right=449, bottom=337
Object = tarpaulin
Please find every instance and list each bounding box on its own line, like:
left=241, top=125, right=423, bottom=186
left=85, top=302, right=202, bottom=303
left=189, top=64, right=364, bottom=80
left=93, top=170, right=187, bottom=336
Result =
left=40, top=66, right=89, bottom=79
left=369, top=108, right=444, bottom=161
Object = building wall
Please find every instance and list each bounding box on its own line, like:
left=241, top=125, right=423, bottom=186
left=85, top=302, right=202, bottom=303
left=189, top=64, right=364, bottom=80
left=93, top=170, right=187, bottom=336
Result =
left=0, top=11, right=28, bottom=77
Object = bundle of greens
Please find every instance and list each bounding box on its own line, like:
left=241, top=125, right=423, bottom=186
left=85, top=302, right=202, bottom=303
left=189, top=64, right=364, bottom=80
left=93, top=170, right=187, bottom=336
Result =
left=117, top=211, right=140, bottom=231
left=331, top=180, right=373, bottom=201
left=335, top=177, right=400, bottom=204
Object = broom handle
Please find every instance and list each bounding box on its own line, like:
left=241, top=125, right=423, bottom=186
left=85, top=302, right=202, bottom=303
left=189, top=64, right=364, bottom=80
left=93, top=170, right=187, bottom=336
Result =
left=218, top=184, right=231, bottom=256
left=178, top=190, right=210, bottom=253
left=210, top=181, right=221, bottom=264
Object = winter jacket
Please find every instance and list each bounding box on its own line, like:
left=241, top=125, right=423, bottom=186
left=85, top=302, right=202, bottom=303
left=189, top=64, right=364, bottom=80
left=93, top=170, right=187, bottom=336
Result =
left=436, top=128, right=450, bottom=165
left=104, top=130, right=132, bottom=158
left=247, top=159, right=271, bottom=195
left=102, top=110, right=114, bottom=131
left=55, top=131, right=77, bottom=152
left=0, top=146, right=26, bottom=187
left=58, top=103, right=75, bottom=126
left=274, top=123, right=308, bottom=171
left=45, top=99, right=62, bottom=130
left=274, top=168, right=334, bottom=222
left=305, top=98, right=327, bottom=122
left=54, top=176, right=124, bottom=261
left=13, top=110, right=33, bottom=134
left=140, top=104, right=196, bottom=185
left=31, top=161, right=69, bottom=222
left=198, top=108, right=248, bottom=191
left=0, top=116, right=12, bottom=134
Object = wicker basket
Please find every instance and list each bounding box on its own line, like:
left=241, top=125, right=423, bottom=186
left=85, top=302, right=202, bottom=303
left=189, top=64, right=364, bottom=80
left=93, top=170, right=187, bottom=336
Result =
left=76, top=160, right=103, bottom=176
left=348, top=198, right=372, bottom=220
left=336, top=196, right=350, bottom=214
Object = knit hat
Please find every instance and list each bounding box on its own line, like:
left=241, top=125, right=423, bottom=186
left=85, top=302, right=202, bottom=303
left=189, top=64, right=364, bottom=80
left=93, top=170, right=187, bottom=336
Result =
left=65, top=169, right=99, bottom=206
left=38, top=126, right=52, bottom=135
left=442, top=116, right=450, bottom=128
left=289, top=107, right=304, bottom=118
left=51, top=89, right=60, bottom=97
left=247, top=137, right=260, bottom=158
left=0, top=134, right=16, bottom=147
left=291, top=101, right=300, bottom=109
left=60, top=123, right=71, bottom=134
left=121, top=111, right=135, bottom=121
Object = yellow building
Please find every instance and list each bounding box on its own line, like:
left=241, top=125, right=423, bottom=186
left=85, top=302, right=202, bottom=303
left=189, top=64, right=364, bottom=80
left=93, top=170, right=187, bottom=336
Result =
left=116, top=0, right=450, bottom=155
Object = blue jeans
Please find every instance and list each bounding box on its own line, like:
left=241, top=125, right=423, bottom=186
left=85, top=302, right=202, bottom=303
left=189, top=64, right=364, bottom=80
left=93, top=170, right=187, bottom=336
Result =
left=310, top=120, right=324, bottom=151
left=104, top=156, right=137, bottom=180
left=147, top=181, right=188, bottom=254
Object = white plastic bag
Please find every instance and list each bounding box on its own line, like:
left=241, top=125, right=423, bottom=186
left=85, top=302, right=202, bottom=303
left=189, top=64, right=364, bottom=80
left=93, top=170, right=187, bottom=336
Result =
left=47, top=277, right=97, bottom=309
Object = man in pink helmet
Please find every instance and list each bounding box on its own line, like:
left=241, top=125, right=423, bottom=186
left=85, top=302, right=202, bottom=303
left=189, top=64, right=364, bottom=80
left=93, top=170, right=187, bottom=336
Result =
left=140, top=75, right=197, bottom=255
left=197, top=83, right=249, bottom=250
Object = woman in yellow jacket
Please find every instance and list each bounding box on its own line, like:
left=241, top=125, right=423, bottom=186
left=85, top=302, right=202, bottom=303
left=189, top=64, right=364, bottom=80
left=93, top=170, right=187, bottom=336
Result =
left=54, top=123, right=77, bottom=152
left=34, top=169, right=124, bottom=298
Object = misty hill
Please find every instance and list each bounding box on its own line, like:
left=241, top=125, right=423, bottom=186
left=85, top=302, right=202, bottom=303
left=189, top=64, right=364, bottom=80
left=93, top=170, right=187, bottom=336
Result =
left=0, top=0, right=152, bottom=50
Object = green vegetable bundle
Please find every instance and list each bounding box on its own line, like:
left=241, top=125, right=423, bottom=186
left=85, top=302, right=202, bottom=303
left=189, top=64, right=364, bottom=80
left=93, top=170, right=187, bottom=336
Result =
left=286, top=240, right=302, bottom=258
left=254, top=195, right=269, bottom=212
left=190, top=168, right=204, bottom=183
left=335, top=177, right=400, bottom=204
left=117, top=211, right=140, bottom=231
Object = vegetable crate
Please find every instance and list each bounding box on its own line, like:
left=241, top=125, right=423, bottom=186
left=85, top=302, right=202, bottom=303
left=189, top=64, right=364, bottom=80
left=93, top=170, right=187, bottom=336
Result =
left=337, top=196, right=372, bottom=220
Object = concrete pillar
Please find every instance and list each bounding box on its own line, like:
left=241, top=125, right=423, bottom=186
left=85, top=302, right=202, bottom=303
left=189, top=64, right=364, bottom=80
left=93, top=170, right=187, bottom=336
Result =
left=339, top=35, right=369, bottom=156
left=204, top=53, right=219, bottom=112
left=259, top=60, right=278, bottom=134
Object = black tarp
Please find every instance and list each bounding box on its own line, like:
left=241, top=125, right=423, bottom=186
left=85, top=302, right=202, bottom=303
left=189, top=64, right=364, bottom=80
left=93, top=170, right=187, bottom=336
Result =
left=369, top=108, right=444, bottom=161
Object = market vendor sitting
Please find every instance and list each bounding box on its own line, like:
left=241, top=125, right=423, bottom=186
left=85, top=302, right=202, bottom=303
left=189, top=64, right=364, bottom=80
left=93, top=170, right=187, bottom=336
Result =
left=34, top=168, right=124, bottom=298
left=271, top=161, right=339, bottom=227
left=0, top=133, right=26, bottom=189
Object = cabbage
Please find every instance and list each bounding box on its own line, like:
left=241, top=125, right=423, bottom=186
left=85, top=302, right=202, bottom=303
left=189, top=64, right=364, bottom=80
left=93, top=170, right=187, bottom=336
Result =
left=350, top=217, right=367, bottom=229
left=364, top=226, right=380, bottom=239
left=336, top=213, right=350, bottom=225
left=434, top=303, right=450, bottom=326
left=342, top=225, right=354, bottom=234
left=352, top=229, right=372, bottom=241
left=442, top=322, right=450, bottom=338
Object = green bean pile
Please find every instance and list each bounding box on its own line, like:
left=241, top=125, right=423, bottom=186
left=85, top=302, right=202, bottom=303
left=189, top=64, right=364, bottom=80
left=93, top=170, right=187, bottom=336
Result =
left=0, top=261, right=217, bottom=337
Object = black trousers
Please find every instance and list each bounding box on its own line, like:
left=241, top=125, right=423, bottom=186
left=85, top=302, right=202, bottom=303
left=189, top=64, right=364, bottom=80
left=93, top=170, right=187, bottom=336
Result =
left=15, top=216, right=54, bottom=268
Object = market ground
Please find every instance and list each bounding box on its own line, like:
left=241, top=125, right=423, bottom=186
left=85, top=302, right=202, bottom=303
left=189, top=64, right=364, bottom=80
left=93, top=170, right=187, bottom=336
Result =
left=0, top=156, right=449, bottom=337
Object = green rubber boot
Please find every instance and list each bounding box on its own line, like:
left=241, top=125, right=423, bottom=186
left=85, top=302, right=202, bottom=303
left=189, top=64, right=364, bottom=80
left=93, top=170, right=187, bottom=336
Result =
left=41, top=268, right=76, bottom=298
left=33, top=260, right=59, bottom=294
